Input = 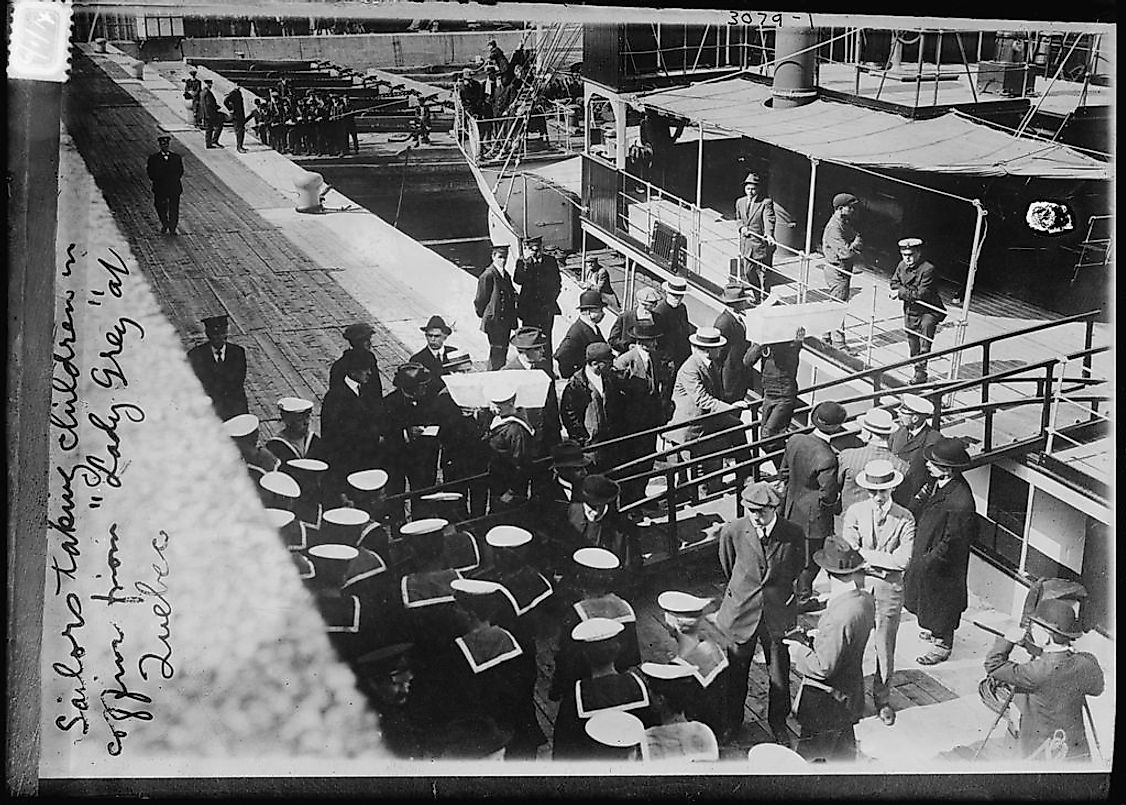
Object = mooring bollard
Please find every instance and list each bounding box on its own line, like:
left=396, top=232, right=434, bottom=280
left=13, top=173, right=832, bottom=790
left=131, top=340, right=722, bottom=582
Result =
left=94, top=37, right=108, bottom=54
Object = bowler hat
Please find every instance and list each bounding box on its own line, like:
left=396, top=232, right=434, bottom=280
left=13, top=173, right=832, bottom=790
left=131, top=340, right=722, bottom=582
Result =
left=420, top=315, right=452, bottom=335
left=924, top=437, right=971, bottom=470
left=393, top=362, right=432, bottom=391
left=1030, top=598, right=1084, bottom=640
left=343, top=322, right=375, bottom=343
left=582, top=474, right=620, bottom=506
left=552, top=439, right=593, bottom=468
left=510, top=326, right=546, bottom=350
left=578, top=289, right=605, bottom=310
left=811, top=401, right=848, bottom=433
left=741, top=480, right=781, bottom=509
left=833, top=192, right=859, bottom=209
left=629, top=320, right=661, bottom=341
left=586, top=342, right=613, bottom=363
left=813, top=539, right=867, bottom=575
left=856, top=459, right=904, bottom=490
left=688, top=326, right=727, bottom=349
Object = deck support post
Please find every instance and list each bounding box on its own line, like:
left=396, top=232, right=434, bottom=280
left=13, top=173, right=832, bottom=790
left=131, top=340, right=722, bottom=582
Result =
left=949, top=200, right=986, bottom=383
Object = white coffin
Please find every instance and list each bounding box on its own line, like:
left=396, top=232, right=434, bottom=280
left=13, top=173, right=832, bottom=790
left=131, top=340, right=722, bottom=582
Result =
left=744, top=299, right=849, bottom=344
left=442, top=369, right=550, bottom=410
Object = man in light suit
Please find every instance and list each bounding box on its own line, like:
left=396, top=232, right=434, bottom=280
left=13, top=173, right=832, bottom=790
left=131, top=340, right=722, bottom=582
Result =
left=613, top=320, right=674, bottom=505
left=836, top=407, right=908, bottom=517
left=712, top=281, right=754, bottom=404
left=715, top=481, right=804, bottom=745
left=668, top=327, right=749, bottom=496
left=474, top=244, right=519, bottom=370
left=735, top=171, right=777, bottom=303
left=841, top=460, right=915, bottom=726
left=780, top=401, right=846, bottom=613
left=785, top=539, right=875, bottom=762
left=554, top=290, right=606, bottom=379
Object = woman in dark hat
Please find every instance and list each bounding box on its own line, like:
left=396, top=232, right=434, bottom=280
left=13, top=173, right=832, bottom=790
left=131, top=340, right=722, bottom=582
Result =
left=903, top=437, right=977, bottom=665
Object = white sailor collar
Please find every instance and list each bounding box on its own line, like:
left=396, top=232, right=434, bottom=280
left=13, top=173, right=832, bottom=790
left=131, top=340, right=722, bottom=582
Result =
left=492, top=567, right=554, bottom=616
left=454, top=625, right=524, bottom=674
left=575, top=670, right=650, bottom=718
left=318, top=594, right=362, bottom=633
left=341, top=548, right=388, bottom=590
left=489, top=415, right=536, bottom=436
left=673, top=641, right=730, bottom=689
left=574, top=594, right=637, bottom=624
left=401, top=568, right=463, bottom=608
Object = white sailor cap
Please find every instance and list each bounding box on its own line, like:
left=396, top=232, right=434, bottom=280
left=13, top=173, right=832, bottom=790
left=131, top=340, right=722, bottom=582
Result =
left=571, top=617, right=624, bottom=642
left=485, top=525, right=533, bottom=548
left=322, top=507, right=368, bottom=527
left=450, top=578, right=503, bottom=596
left=259, top=471, right=301, bottom=499
left=277, top=396, right=314, bottom=413
left=286, top=458, right=328, bottom=473
left=264, top=508, right=296, bottom=529
left=486, top=377, right=519, bottom=405
left=400, top=518, right=449, bottom=537
left=573, top=546, right=620, bottom=570
left=348, top=469, right=389, bottom=492
left=899, top=392, right=934, bottom=415
left=307, top=544, right=359, bottom=563
left=898, top=237, right=924, bottom=250
left=224, top=413, right=259, bottom=438
left=747, top=742, right=807, bottom=771
left=420, top=491, right=464, bottom=502
left=584, top=711, right=645, bottom=748
left=656, top=590, right=712, bottom=616
left=639, top=662, right=696, bottom=681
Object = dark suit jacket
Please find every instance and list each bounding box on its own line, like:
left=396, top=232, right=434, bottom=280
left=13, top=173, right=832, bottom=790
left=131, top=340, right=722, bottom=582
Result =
left=653, top=301, right=695, bottom=369
left=890, top=259, right=946, bottom=324
left=474, top=265, right=518, bottom=333
left=146, top=151, right=184, bottom=196
left=613, top=346, right=675, bottom=430
left=714, top=308, right=752, bottom=403
left=780, top=432, right=840, bottom=541
left=202, top=89, right=223, bottom=124
left=187, top=341, right=248, bottom=420
left=513, top=254, right=562, bottom=319
left=559, top=368, right=627, bottom=455
left=889, top=423, right=943, bottom=506
left=409, top=345, right=455, bottom=388
left=320, top=381, right=385, bottom=481
left=903, top=476, right=976, bottom=632
left=607, top=309, right=654, bottom=355
left=554, top=318, right=604, bottom=379
left=797, top=588, right=876, bottom=723
left=223, top=88, right=246, bottom=123
left=328, top=348, right=384, bottom=402
left=716, top=516, right=804, bottom=643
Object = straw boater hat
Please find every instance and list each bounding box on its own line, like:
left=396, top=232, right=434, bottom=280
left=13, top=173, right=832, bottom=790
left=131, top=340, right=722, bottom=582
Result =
left=859, top=408, right=896, bottom=436
left=856, top=459, right=904, bottom=491
left=924, top=437, right=972, bottom=470
left=442, top=348, right=472, bottom=372
left=662, top=276, right=688, bottom=296
left=688, top=326, right=727, bottom=349
left=813, top=538, right=867, bottom=575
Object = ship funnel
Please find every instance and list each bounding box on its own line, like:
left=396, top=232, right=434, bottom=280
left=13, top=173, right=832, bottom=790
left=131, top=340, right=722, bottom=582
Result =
left=771, top=28, right=819, bottom=109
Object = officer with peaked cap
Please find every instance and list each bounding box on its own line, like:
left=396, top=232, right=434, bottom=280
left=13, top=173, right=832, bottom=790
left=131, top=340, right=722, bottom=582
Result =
left=552, top=617, right=654, bottom=759
left=549, top=547, right=642, bottom=703
left=224, top=414, right=280, bottom=482
left=780, top=400, right=847, bottom=613
left=409, top=315, right=457, bottom=386
left=715, top=480, right=804, bottom=744
left=608, top=284, right=661, bottom=355
left=656, top=590, right=731, bottom=740
left=654, top=276, right=696, bottom=371
left=835, top=407, right=908, bottom=517
left=329, top=322, right=384, bottom=402
left=890, top=392, right=943, bottom=506
left=819, top=192, right=864, bottom=350
left=265, top=397, right=320, bottom=465
left=639, top=662, right=720, bottom=763
left=513, top=234, right=563, bottom=356
left=890, top=237, right=947, bottom=385
left=560, top=341, right=628, bottom=469
left=475, top=243, right=519, bottom=370
left=555, top=289, right=608, bottom=379
left=560, top=474, right=640, bottom=572
left=146, top=129, right=184, bottom=235
left=187, top=313, right=249, bottom=421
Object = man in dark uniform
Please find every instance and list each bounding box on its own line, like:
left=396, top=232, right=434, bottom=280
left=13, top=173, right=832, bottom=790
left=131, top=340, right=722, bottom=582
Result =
left=889, top=237, right=947, bottom=385
left=713, top=281, right=754, bottom=404
left=187, top=313, right=249, bottom=420
left=513, top=235, right=562, bottom=356
left=202, top=78, right=225, bottom=148
left=613, top=320, right=675, bottom=506
left=223, top=83, right=249, bottom=153
left=145, top=132, right=184, bottom=235
left=820, top=193, right=863, bottom=350
left=474, top=244, right=519, bottom=371
left=183, top=69, right=202, bottom=129
left=554, top=290, right=607, bottom=380
left=889, top=392, right=942, bottom=506
left=780, top=400, right=846, bottom=613
left=329, top=322, right=384, bottom=402
left=653, top=277, right=695, bottom=372
left=409, top=315, right=456, bottom=389
left=320, top=351, right=386, bottom=504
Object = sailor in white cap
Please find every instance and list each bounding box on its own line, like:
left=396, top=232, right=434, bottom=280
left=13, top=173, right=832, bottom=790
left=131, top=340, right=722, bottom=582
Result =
left=265, top=507, right=309, bottom=553
left=305, top=544, right=370, bottom=662
left=889, top=237, right=947, bottom=384
left=639, top=662, right=720, bottom=763
left=549, top=547, right=641, bottom=703
left=840, top=459, right=914, bottom=726
left=224, top=413, right=279, bottom=482
left=656, top=590, right=731, bottom=740
left=285, top=457, right=329, bottom=527
left=654, top=275, right=694, bottom=369
left=265, top=397, right=320, bottom=464
left=552, top=617, right=653, bottom=760
left=889, top=392, right=942, bottom=505
left=258, top=469, right=301, bottom=511
left=835, top=407, right=909, bottom=516
left=483, top=376, right=534, bottom=510
left=397, top=518, right=463, bottom=610
left=584, top=711, right=645, bottom=761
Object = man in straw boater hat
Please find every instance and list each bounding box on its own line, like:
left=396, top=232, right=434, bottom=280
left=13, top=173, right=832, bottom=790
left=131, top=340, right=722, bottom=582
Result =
left=983, top=598, right=1105, bottom=761
left=889, top=391, right=942, bottom=506
left=146, top=130, right=184, bottom=235
left=638, top=662, right=721, bottom=763
left=835, top=407, right=908, bottom=517
left=713, top=280, right=755, bottom=405
left=715, top=481, right=804, bottom=745
left=187, top=312, right=249, bottom=420
left=656, top=591, right=731, bottom=740
left=608, top=284, right=661, bottom=355
left=668, top=326, right=751, bottom=496
left=409, top=314, right=456, bottom=387
left=555, top=289, right=608, bottom=380
left=819, top=191, right=864, bottom=351
left=889, top=236, right=947, bottom=386
left=474, top=243, right=519, bottom=370
left=513, top=234, right=563, bottom=356
left=779, top=400, right=847, bottom=614
left=903, top=436, right=977, bottom=666
left=265, top=396, right=320, bottom=464
left=785, top=539, right=875, bottom=762
left=840, top=459, right=916, bottom=726
left=653, top=276, right=696, bottom=371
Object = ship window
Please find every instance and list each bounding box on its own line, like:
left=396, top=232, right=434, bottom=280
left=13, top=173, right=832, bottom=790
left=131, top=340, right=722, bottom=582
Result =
left=986, top=467, right=1029, bottom=542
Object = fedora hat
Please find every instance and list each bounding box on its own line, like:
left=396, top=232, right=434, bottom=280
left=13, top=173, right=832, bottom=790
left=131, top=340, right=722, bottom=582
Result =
left=811, top=401, right=848, bottom=433
left=393, top=362, right=432, bottom=391
left=741, top=480, right=781, bottom=509
left=629, top=320, right=661, bottom=341
left=1029, top=598, right=1084, bottom=640
left=662, top=276, right=688, bottom=295
left=721, top=282, right=752, bottom=306
left=581, top=474, right=620, bottom=507
left=510, top=326, right=546, bottom=350
left=578, top=289, right=605, bottom=310
left=856, top=459, right=904, bottom=491
left=552, top=439, right=592, bottom=468
left=924, top=437, right=971, bottom=470
left=859, top=407, right=896, bottom=436
left=688, top=326, right=727, bottom=349
left=420, top=315, right=452, bottom=335
left=813, top=538, right=867, bottom=575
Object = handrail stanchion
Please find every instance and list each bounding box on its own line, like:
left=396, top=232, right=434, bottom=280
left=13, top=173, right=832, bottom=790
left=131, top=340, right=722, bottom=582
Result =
left=665, top=466, right=679, bottom=559
left=866, top=281, right=877, bottom=367
left=1040, top=362, right=1056, bottom=436
left=1082, top=317, right=1097, bottom=421
left=981, top=341, right=993, bottom=451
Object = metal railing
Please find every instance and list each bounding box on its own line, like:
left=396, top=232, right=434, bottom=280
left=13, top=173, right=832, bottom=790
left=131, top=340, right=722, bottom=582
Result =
left=454, top=95, right=581, bottom=166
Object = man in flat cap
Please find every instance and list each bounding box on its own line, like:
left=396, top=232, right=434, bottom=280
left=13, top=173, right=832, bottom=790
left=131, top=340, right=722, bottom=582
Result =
left=582, top=256, right=620, bottom=313
left=146, top=132, right=184, bottom=235
left=409, top=315, right=456, bottom=388
left=187, top=313, right=249, bottom=421
left=735, top=171, right=778, bottom=304
left=614, top=319, right=675, bottom=505
left=560, top=341, right=628, bottom=469
left=329, top=322, right=384, bottom=403
left=890, top=237, right=947, bottom=385
left=820, top=193, right=864, bottom=351
left=780, top=400, right=846, bottom=613
left=716, top=480, right=804, bottom=744
left=608, top=285, right=661, bottom=355
left=513, top=235, right=562, bottom=356
left=265, top=397, right=320, bottom=464
left=889, top=392, right=943, bottom=506
left=555, top=289, right=608, bottom=380
left=475, top=244, right=519, bottom=370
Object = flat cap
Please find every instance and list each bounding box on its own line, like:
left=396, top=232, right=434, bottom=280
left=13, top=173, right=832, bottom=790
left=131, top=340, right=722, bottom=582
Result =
left=485, top=524, right=533, bottom=548
left=522, top=235, right=543, bottom=245
left=277, top=396, right=314, bottom=413
left=637, top=286, right=662, bottom=304
left=586, top=342, right=613, bottom=363
left=343, top=322, right=375, bottom=343
left=357, top=642, right=413, bottom=670
left=201, top=313, right=229, bottom=328
left=573, top=546, right=620, bottom=571
left=833, top=192, right=859, bottom=208
left=741, top=480, right=782, bottom=509
left=224, top=413, right=259, bottom=438
left=490, top=243, right=510, bottom=254
left=657, top=590, right=712, bottom=616
left=571, top=617, right=624, bottom=642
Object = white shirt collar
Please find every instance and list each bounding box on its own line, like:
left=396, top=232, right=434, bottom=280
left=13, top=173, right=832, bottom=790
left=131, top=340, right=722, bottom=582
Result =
left=517, top=352, right=534, bottom=369
left=635, top=346, right=650, bottom=366
left=344, top=376, right=361, bottom=396
left=585, top=366, right=604, bottom=396
left=826, top=581, right=859, bottom=607
left=1039, top=642, right=1072, bottom=654
left=813, top=429, right=833, bottom=444
left=937, top=476, right=953, bottom=489
left=757, top=516, right=777, bottom=539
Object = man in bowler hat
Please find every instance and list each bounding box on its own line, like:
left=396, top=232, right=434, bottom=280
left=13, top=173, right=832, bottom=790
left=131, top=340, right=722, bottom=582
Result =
left=146, top=132, right=184, bottom=235
left=555, top=290, right=607, bottom=380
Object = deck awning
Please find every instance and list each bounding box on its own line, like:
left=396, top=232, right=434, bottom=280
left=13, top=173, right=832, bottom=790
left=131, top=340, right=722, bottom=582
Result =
left=636, top=77, right=1110, bottom=180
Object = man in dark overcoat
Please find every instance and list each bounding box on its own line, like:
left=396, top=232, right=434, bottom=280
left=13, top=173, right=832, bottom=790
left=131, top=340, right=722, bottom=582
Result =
left=513, top=235, right=562, bottom=356
left=554, top=290, right=607, bottom=379
left=889, top=237, right=947, bottom=385
left=186, top=313, right=248, bottom=420
left=712, top=281, right=754, bottom=404
left=320, top=351, right=387, bottom=504
left=146, top=132, right=184, bottom=235
left=474, top=244, right=519, bottom=370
